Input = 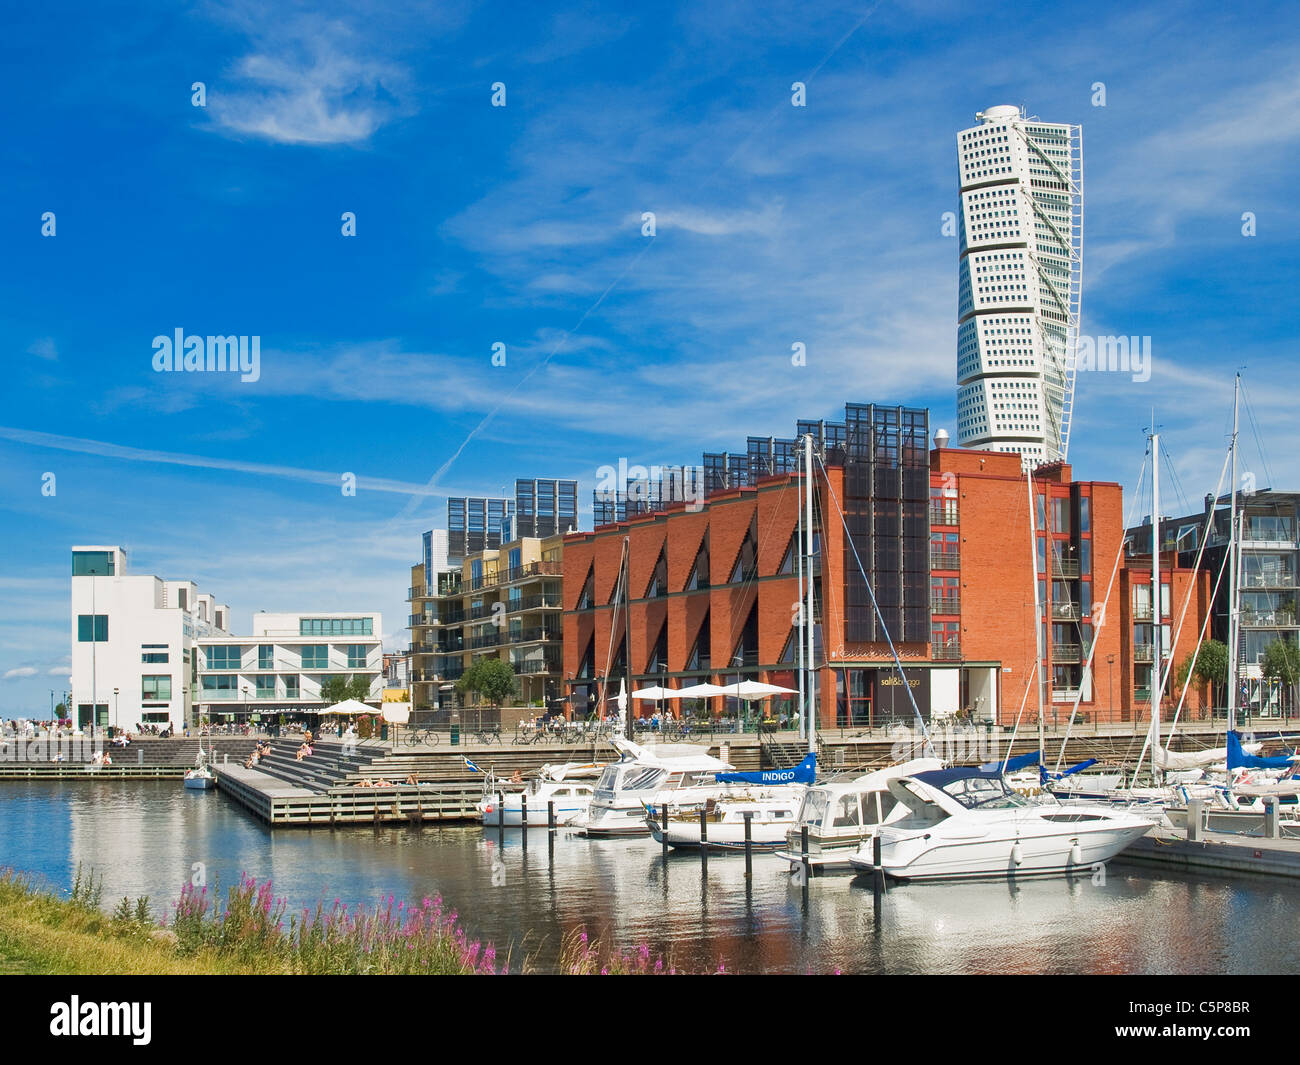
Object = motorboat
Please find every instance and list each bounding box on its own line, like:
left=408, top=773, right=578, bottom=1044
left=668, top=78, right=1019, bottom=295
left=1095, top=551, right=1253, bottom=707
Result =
left=646, top=794, right=802, bottom=851
left=574, top=739, right=806, bottom=838
left=774, top=757, right=943, bottom=875
left=478, top=769, right=596, bottom=827
left=848, top=766, right=1155, bottom=882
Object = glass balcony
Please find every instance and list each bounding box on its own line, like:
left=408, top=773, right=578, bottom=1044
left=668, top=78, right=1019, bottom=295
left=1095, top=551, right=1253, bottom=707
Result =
left=1051, top=643, right=1082, bottom=663
left=1051, top=602, right=1081, bottom=620
left=1133, top=644, right=1155, bottom=663
left=931, top=641, right=962, bottom=661
left=930, top=549, right=960, bottom=571
left=930, top=595, right=960, bottom=615
left=929, top=503, right=959, bottom=526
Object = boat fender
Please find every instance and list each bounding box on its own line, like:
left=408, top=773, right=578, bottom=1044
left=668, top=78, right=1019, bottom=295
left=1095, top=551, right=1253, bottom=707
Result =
left=1069, top=841, right=1082, bottom=866
left=1010, top=841, right=1023, bottom=866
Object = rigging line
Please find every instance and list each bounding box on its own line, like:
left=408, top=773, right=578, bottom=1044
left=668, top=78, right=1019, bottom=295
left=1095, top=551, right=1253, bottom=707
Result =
left=1000, top=659, right=1041, bottom=774
left=1158, top=438, right=1193, bottom=522
left=1133, top=517, right=1233, bottom=783
left=596, top=538, right=629, bottom=715
left=1239, top=377, right=1276, bottom=490
left=1053, top=448, right=1151, bottom=772
left=813, top=448, right=935, bottom=759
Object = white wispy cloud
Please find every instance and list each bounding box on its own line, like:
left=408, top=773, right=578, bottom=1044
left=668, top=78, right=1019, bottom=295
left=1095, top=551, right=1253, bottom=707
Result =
left=3, top=667, right=38, bottom=680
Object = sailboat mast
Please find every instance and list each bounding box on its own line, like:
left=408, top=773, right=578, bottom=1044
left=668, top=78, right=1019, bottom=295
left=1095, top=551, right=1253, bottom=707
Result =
left=1151, top=431, right=1162, bottom=780
left=1227, top=375, right=1241, bottom=732
left=796, top=448, right=806, bottom=742
left=804, top=434, right=817, bottom=757
left=1027, top=466, right=1046, bottom=763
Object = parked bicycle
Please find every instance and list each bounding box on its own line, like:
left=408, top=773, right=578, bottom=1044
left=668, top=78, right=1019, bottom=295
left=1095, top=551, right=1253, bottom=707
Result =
left=402, top=726, right=441, bottom=747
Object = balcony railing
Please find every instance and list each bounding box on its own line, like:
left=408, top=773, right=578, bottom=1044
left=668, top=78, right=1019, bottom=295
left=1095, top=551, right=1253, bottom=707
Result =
left=468, top=632, right=501, bottom=650
left=1131, top=604, right=1154, bottom=621
left=931, top=641, right=962, bottom=661
left=1133, top=644, right=1154, bottom=663
left=930, top=549, right=960, bottom=571
left=505, top=594, right=564, bottom=613
left=514, top=626, right=560, bottom=644
left=1051, top=643, right=1082, bottom=663
left=929, top=504, right=959, bottom=526
left=1051, top=603, right=1081, bottom=620
left=408, top=586, right=429, bottom=600
left=507, top=560, right=564, bottom=582
left=514, top=658, right=563, bottom=675
left=1052, top=558, right=1080, bottom=578
left=1243, top=570, right=1296, bottom=588
left=930, top=595, right=961, bottom=615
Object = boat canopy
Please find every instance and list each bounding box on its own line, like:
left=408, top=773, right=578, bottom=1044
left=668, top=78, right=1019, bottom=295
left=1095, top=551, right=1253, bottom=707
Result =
left=716, top=753, right=816, bottom=786
left=1227, top=731, right=1296, bottom=771
left=980, top=750, right=1040, bottom=773
left=1043, top=758, right=1098, bottom=781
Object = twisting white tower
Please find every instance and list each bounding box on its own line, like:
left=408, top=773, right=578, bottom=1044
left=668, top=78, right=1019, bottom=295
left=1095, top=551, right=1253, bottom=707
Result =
left=955, top=105, right=1083, bottom=467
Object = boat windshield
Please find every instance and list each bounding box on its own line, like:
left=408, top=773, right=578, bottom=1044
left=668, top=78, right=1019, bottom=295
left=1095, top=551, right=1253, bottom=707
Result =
left=622, top=767, right=667, bottom=792
left=799, top=789, right=830, bottom=828
left=940, top=775, right=1029, bottom=810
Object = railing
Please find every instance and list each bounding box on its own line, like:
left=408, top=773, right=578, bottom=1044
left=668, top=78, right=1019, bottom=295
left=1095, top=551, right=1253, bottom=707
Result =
left=505, top=594, right=563, bottom=613
left=468, top=632, right=501, bottom=650
left=515, top=627, right=560, bottom=644
left=1052, top=558, right=1080, bottom=578
left=1051, top=643, right=1082, bottom=663
left=1133, top=645, right=1154, bottom=663
left=507, top=561, right=564, bottom=582
left=1243, top=571, right=1296, bottom=588
left=408, top=586, right=428, bottom=600
left=931, top=642, right=962, bottom=661
left=930, top=595, right=960, bottom=615
left=514, top=659, right=562, bottom=675
left=1241, top=613, right=1297, bottom=628
left=929, top=504, right=958, bottom=526
left=1131, top=604, right=1153, bottom=621
left=930, top=549, right=960, bottom=571
left=1051, top=603, right=1081, bottom=620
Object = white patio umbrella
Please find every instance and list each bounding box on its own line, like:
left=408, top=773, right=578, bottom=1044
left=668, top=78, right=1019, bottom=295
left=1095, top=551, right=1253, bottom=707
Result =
left=631, top=684, right=679, bottom=720
left=319, top=699, right=375, bottom=717
left=673, top=682, right=729, bottom=698
left=715, top=680, right=798, bottom=698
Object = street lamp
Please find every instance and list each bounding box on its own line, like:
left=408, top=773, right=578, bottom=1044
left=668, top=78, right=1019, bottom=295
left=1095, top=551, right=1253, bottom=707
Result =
left=1106, top=655, right=1115, bottom=723
left=112, top=687, right=119, bottom=734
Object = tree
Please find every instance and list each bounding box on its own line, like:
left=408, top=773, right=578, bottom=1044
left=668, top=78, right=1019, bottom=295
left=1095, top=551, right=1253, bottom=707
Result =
left=319, top=674, right=374, bottom=705
left=1175, top=639, right=1228, bottom=709
left=456, top=658, right=518, bottom=708
left=1263, top=638, right=1300, bottom=716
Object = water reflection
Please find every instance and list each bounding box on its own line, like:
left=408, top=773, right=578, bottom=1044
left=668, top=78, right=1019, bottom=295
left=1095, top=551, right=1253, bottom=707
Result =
left=0, top=782, right=1297, bottom=974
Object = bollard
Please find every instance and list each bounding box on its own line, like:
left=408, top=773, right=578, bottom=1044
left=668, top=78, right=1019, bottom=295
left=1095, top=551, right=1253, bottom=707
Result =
left=1265, top=797, right=1280, bottom=839
left=548, top=800, right=556, bottom=830
left=1187, top=798, right=1204, bottom=842
left=743, top=811, right=753, bottom=879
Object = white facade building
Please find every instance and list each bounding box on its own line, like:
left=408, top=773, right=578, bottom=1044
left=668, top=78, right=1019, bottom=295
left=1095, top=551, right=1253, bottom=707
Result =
left=194, top=612, right=383, bottom=720
left=955, top=105, right=1083, bottom=467
left=70, top=545, right=231, bottom=733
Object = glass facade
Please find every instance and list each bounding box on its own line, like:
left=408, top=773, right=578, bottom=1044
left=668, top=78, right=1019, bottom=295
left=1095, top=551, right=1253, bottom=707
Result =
left=206, top=645, right=241, bottom=669
left=299, top=617, right=373, bottom=636
left=77, top=615, right=108, bottom=642
left=72, top=551, right=115, bottom=576
left=141, top=675, right=171, bottom=700
left=302, top=646, right=328, bottom=669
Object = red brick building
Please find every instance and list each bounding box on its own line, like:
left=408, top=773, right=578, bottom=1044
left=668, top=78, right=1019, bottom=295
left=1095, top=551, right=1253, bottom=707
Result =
left=563, top=409, right=1210, bottom=728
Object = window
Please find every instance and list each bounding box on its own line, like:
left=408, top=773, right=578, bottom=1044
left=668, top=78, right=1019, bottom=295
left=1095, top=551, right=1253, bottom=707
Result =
left=201, top=675, right=236, bottom=695
left=206, top=645, right=241, bottom=669
left=1079, top=495, right=1091, bottom=533
left=141, top=675, right=171, bottom=701
left=284, top=675, right=299, bottom=698
left=141, top=649, right=169, bottom=663
left=299, top=618, right=373, bottom=636
left=302, top=646, right=328, bottom=669
left=347, top=644, right=368, bottom=669
left=77, top=615, right=108, bottom=642
left=256, top=675, right=275, bottom=697
left=72, top=551, right=115, bottom=576
left=508, top=548, right=522, bottom=573
left=686, top=533, right=710, bottom=591
left=259, top=644, right=274, bottom=669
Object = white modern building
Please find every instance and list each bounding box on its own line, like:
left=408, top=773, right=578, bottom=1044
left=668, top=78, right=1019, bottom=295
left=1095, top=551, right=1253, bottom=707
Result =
left=70, top=545, right=231, bottom=732
left=70, top=545, right=383, bottom=732
left=955, top=105, right=1084, bottom=468
left=194, top=612, right=383, bottom=721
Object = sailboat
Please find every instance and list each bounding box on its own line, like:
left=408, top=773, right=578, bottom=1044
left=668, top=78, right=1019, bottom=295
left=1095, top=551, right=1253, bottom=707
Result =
left=183, top=723, right=216, bottom=790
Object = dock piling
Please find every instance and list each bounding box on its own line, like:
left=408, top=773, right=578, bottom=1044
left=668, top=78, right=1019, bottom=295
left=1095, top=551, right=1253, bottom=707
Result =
left=743, top=811, right=753, bottom=878
left=1265, top=797, right=1280, bottom=839
left=521, top=791, right=528, bottom=828
left=1187, top=799, right=1204, bottom=842
left=548, top=800, right=555, bottom=830
left=873, top=833, right=885, bottom=896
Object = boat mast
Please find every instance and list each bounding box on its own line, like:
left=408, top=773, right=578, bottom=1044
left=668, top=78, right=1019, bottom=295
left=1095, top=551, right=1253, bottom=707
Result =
left=1027, top=465, right=1046, bottom=765
left=1227, top=374, right=1241, bottom=733
left=621, top=536, right=633, bottom=742
left=796, top=445, right=806, bottom=742
left=1151, top=429, right=1162, bottom=783
left=804, top=433, right=817, bottom=758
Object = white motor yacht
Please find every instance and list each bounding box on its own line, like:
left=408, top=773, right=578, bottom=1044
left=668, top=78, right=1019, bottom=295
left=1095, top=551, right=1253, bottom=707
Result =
left=478, top=763, right=598, bottom=827
left=774, top=758, right=943, bottom=875
left=646, top=794, right=803, bottom=851
left=848, top=767, right=1155, bottom=882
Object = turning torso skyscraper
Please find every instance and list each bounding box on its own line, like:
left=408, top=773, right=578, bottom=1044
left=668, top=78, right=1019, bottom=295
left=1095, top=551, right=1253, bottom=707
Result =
left=955, top=105, right=1083, bottom=468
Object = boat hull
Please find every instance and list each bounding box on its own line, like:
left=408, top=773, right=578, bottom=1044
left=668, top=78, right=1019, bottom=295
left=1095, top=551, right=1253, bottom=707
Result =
left=183, top=774, right=215, bottom=791
left=647, top=818, right=790, bottom=852
left=852, top=816, right=1152, bottom=882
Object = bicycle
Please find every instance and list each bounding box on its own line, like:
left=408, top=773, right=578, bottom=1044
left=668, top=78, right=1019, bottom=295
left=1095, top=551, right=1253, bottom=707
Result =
left=472, top=725, right=501, bottom=744
left=402, top=726, right=441, bottom=747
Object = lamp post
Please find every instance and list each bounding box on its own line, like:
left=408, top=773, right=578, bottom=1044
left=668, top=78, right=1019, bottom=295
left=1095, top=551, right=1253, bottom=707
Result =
left=112, top=687, right=119, bottom=735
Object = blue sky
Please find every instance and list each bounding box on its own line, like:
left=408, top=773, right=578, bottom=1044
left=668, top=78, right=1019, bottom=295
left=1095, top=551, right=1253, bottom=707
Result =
left=2, top=0, right=1297, bottom=712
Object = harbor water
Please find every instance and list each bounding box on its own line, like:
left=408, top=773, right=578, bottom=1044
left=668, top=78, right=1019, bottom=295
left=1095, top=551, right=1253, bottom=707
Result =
left=1, top=780, right=1297, bottom=974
